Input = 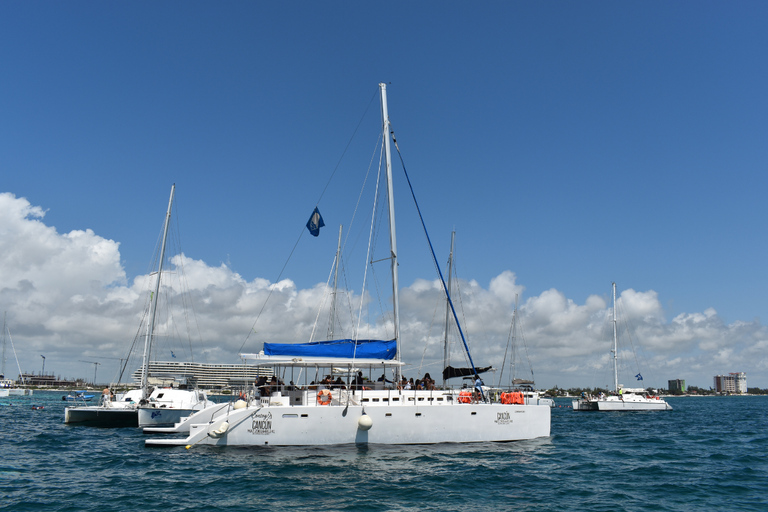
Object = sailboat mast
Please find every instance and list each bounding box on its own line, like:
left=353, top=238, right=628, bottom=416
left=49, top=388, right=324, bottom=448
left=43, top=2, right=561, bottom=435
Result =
left=442, top=231, right=455, bottom=387
left=328, top=224, right=342, bottom=340
left=1, top=312, right=6, bottom=378
left=379, top=83, right=401, bottom=380
left=140, top=184, right=175, bottom=399
left=612, top=282, right=619, bottom=393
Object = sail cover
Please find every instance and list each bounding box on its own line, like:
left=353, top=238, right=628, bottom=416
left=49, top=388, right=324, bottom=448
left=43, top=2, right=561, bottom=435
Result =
left=263, top=339, right=397, bottom=360
left=442, top=365, right=493, bottom=380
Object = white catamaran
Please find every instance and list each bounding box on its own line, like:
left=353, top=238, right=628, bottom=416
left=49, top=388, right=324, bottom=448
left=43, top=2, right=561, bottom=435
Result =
left=146, top=83, right=551, bottom=448
left=572, top=282, right=672, bottom=412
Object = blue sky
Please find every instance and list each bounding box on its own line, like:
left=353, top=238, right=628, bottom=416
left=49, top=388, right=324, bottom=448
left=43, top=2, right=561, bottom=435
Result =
left=1, top=2, right=766, bottom=389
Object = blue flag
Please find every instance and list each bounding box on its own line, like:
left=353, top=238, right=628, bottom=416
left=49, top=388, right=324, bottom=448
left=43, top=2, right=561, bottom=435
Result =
left=306, top=207, right=325, bottom=237
left=171, top=351, right=176, bottom=359
left=635, top=373, right=643, bottom=381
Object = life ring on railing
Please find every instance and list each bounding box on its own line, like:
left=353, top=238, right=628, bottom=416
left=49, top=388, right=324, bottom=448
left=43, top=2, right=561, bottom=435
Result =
left=317, top=389, right=332, bottom=405
left=458, top=391, right=472, bottom=404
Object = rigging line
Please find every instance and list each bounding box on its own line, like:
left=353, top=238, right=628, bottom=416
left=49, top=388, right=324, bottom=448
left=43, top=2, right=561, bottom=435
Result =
left=354, top=138, right=384, bottom=348
left=391, top=131, right=480, bottom=379
left=309, top=254, right=338, bottom=343
left=498, top=296, right=517, bottom=387
left=240, top=93, right=380, bottom=355
left=170, top=198, right=205, bottom=363
left=418, top=291, right=442, bottom=374
left=238, top=224, right=306, bottom=355
left=517, top=307, right=534, bottom=382
left=450, top=258, right=474, bottom=368
left=314, top=88, right=379, bottom=207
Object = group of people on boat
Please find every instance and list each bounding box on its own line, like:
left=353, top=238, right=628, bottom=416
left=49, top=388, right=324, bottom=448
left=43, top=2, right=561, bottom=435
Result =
left=396, top=373, right=436, bottom=391
left=252, top=371, right=443, bottom=396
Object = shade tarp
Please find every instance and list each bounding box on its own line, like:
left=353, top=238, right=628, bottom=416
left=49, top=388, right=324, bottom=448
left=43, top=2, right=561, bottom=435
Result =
left=263, top=339, right=397, bottom=360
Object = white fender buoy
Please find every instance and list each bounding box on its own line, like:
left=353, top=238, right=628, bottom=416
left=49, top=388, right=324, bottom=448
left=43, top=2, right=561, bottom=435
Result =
left=209, top=421, right=230, bottom=438
left=357, top=414, right=373, bottom=431
left=233, top=399, right=247, bottom=410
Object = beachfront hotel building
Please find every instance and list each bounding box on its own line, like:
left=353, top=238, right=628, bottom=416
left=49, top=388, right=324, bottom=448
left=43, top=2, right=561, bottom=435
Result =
left=713, top=372, right=747, bottom=394
left=668, top=379, right=686, bottom=394
left=131, top=361, right=273, bottom=391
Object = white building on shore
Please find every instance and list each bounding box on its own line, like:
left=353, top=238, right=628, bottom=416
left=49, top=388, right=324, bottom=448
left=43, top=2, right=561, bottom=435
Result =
left=713, top=372, right=747, bottom=394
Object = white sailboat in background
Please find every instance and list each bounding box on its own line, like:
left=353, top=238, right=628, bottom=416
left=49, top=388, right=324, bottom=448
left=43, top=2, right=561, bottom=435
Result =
left=65, top=185, right=209, bottom=427
left=572, top=282, right=672, bottom=411
left=146, top=83, right=550, bottom=448
left=0, top=313, right=33, bottom=397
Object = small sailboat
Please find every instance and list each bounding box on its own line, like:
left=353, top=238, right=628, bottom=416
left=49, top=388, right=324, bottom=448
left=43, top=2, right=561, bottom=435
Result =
left=572, top=283, right=672, bottom=411
left=0, top=313, right=33, bottom=397
left=146, top=83, right=551, bottom=448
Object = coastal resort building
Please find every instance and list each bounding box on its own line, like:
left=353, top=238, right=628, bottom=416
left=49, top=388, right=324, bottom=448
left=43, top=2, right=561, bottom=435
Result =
left=131, top=361, right=273, bottom=391
left=713, top=372, right=747, bottom=394
left=668, top=379, right=686, bottom=395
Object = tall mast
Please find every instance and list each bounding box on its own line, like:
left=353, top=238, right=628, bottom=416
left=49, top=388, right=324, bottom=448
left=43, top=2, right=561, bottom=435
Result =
left=511, top=293, right=519, bottom=382
left=140, top=184, right=175, bottom=399
left=612, top=282, right=619, bottom=393
left=442, top=231, right=455, bottom=387
left=328, top=224, right=342, bottom=340
left=379, top=83, right=401, bottom=381
left=1, top=312, right=6, bottom=378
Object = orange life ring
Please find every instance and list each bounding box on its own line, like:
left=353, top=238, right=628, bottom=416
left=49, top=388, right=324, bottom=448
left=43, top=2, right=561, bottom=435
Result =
left=317, top=389, right=332, bottom=405
left=458, top=391, right=472, bottom=404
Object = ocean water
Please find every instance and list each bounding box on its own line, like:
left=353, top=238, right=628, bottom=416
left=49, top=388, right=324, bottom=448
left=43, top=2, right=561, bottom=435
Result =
left=1, top=393, right=766, bottom=512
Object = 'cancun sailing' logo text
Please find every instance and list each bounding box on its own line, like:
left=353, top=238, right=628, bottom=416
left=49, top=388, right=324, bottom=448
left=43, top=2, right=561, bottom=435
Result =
left=249, top=411, right=273, bottom=435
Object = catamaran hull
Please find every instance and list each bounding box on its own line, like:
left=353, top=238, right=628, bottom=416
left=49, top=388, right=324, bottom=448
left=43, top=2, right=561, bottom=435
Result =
left=143, top=402, right=233, bottom=434
left=146, top=403, right=551, bottom=447
left=64, top=407, right=139, bottom=427
left=572, top=398, right=672, bottom=411
left=596, top=400, right=672, bottom=411
left=138, top=407, right=203, bottom=428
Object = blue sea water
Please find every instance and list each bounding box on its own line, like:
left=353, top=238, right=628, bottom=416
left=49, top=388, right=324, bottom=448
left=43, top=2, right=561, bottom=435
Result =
left=1, top=393, right=766, bottom=512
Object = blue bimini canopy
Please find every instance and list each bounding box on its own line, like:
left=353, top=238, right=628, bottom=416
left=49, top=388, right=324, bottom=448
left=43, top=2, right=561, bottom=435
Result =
left=263, top=339, right=396, bottom=360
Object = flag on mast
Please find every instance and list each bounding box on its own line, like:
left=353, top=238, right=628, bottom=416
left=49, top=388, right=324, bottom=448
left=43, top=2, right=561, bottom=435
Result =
left=306, top=207, right=325, bottom=237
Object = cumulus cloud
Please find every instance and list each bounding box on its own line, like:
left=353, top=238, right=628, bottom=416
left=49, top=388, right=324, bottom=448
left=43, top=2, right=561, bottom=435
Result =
left=1, top=192, right=767, bottom=388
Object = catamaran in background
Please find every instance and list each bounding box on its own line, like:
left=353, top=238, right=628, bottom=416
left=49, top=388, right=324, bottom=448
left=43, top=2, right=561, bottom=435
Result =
left=572, top=282, right=671, bottom=412
left=64, top=185, right=209, bottom=427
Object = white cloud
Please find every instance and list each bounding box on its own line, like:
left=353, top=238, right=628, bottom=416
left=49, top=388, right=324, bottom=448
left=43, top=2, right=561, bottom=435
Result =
left=1, top=192, right=767, bottom=389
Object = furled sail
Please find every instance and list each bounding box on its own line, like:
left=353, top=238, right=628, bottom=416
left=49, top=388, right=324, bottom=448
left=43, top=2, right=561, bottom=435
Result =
left=442, top=365, right=493, bottom=380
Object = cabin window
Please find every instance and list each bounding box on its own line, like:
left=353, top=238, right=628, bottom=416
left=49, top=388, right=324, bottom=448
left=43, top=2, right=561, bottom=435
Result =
left=301, top=414, right=308, bottom=418
left=385, top=413, right=392, bottom=417
left=282, top=414, right=298, bottom=418
left=415, top=413, right=422, bottom=417
left=156, top=393, right=165, bottom=399
left=471, top=411, right=477, bottom=415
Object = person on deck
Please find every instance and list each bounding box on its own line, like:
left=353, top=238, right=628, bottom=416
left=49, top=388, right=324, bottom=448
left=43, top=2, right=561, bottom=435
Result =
left=474, top=375, right=485, bottom=403
left=353, top=371, right=364, bottom=391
